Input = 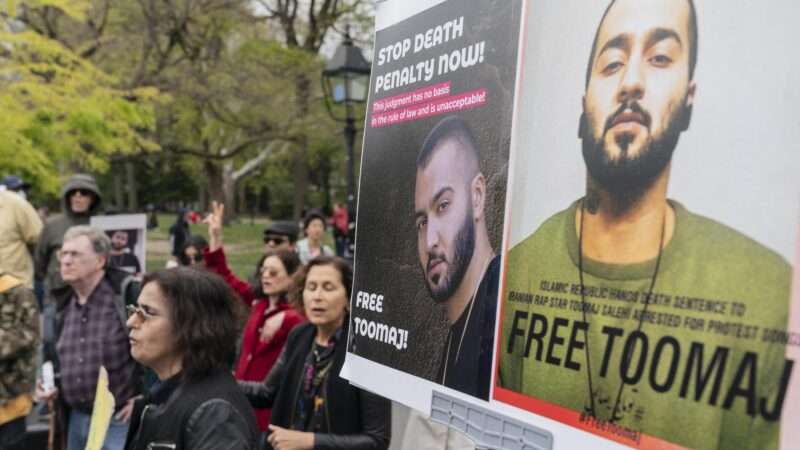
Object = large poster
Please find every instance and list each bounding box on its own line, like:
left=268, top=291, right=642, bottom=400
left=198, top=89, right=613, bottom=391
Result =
left=346, top=0, right=522, bottom=407
left=91, top=214, right=146, bottom=276
left=346, top=0, right=800, bottom=449
left=494, top=1, right=800, bottom=450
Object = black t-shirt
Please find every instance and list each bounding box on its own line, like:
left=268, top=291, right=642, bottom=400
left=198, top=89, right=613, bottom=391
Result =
left=437, top=255, right=500, bottom=400
left=109, top=252, right=141, bottom=275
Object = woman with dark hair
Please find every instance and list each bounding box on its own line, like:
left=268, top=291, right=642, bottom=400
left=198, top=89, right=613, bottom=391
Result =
left=124, top=267, right=258, bottom=450
left=240, top=256, right=391, bottom=450
left=178, top=235, right=208, bottom=266
left=202, top=202, right=305, bottom=431
left=296, top=209, right=334, bottom=264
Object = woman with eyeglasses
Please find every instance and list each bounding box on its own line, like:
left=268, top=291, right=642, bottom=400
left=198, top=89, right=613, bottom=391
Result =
left=240, top=256, right=391, bottom=450
left=124, top=267, right=258, bottom=450
left=202, top=202, right=305, bottom=431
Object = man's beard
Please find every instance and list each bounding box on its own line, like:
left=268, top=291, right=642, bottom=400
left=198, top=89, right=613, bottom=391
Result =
left=423, top=204, right=476, bottom=304
left=112, top=243, right=126, bottom=251
left=582, top=100, right=687, bottom=207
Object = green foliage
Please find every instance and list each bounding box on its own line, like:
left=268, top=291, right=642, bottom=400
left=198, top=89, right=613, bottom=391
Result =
left=2, top=0, right=374, bottom=212
left=0, top=1, right=160, bottom=196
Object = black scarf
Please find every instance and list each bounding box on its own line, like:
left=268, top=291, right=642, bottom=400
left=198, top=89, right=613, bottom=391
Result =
left=291, top=328, right=341, bottom=432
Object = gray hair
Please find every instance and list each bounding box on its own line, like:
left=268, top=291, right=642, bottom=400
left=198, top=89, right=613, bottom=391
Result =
left=63, top=225, right=112, bottom=258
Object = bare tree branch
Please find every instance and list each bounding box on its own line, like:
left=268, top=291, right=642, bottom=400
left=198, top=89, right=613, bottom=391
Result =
left=232, top=141, right=291, bottom=181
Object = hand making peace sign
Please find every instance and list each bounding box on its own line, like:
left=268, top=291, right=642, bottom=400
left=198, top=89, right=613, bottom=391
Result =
left=204, top=201, right=225, bottom=251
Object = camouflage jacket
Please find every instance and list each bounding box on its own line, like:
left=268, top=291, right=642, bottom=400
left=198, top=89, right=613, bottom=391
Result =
left=0, top=274, right=40, bottom=406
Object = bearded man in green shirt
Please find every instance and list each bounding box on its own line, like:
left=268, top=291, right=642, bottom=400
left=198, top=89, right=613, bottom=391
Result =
left=499, top=0, right=793, bottom=449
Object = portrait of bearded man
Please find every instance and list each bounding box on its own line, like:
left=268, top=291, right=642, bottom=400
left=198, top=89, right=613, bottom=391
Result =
left=499, top=1, right=794, bottom=449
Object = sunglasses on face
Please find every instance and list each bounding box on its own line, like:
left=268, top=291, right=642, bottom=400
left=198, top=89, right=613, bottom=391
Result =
left=126, top=304, right=160, bottom=321
left=259, top=268, right=282, bottom=278
left=184, top=253, right=203, bottom=262
left=70, top=189, right=93, bottom=197
left=264, top=235, right=288, bottom=245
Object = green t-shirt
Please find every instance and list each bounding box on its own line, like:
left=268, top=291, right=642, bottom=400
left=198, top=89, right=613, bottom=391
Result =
left=499, top=200, right=792, bottom=450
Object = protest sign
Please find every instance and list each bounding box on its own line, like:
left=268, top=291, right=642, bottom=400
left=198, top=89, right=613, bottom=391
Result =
left=346, top=1, right=800, bottom=449
left=85, top=367, right=115, bottom=450
left=495, top=1, right=800, bottom=449
left=345, top=0, right=522, bottom=409
left=91, top=214, right=147, bottom=275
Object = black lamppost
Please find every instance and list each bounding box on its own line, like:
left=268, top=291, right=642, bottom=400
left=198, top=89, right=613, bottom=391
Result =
left=322, top=30, right=371, bottom=259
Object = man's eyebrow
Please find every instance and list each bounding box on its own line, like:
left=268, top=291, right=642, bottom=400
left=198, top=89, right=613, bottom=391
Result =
left=597, top=33, right=631, bottom=59
left=415, top=186, right=454, bottom=218
left=645, top=27, right=682, bottom=50
left=596, top=27, right=682, bottom=62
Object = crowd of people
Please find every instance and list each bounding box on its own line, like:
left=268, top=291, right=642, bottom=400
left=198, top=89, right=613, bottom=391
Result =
left=0, top=173, right=390, bottom=450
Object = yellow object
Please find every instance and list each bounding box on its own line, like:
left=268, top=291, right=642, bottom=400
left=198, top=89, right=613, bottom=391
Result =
left=314, top=396, right=324, bottom=412
left=0, top=191, right=42, bottom=288
left=0, top=394, right=32, bottom=426
left=85, top=367, right=115, bottom=450
left=0, top=274, right=22, bottom=294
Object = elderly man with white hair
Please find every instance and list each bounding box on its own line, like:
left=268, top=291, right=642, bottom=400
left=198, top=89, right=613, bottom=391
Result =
left=38, top=225, right=141, bottom=450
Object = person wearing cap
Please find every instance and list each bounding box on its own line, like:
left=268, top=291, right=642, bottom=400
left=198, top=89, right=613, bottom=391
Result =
left=0, top=175, right=32, bottom=200
left=35, top=174, right=103, bottom=308
left=296, top=210, right=334, bottom=265
left=263, top=221, right=299, bottom=253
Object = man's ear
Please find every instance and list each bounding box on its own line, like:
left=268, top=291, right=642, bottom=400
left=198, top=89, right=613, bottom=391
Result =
left=680, top=81, right=697, bottom=131
left=686, top=80, right=697, bottom=107
left=578, top=95, right=587, bottom=139
left=471, top=172, right=487, bottom=221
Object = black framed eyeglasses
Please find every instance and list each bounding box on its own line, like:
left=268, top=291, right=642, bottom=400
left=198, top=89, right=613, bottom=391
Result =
left=126, top=304, right=159, bottom=321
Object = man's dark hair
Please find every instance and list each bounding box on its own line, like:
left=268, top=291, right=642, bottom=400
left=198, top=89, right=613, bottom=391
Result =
left=417, top=116, right=480, bottom=171
left=299, top=255, right=354, bottom=303
left=142, top=267, right=239, bottom=379
left=251, top=249, right=303, bottom=303
left=584, top=0, right=698, bottom=88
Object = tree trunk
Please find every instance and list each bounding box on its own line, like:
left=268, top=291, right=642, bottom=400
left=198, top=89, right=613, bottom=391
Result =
left=113, top=161, right=124, bottom=211
left=237, top=180, right=247, bottom=216
left=292, top=73, right=312, bottom=221
left=222, top=159, right=237, bottom=222
left=126, top=161, right=138, bottom=211
left=199, top=185, right=208, bottom=212
left=203, top=159, right=224, bottom=205
left=259, top=187, right=269, bottom=215
left=291, top=140, right=308, bottom=221
left=320, top=155, right=331, bottom=215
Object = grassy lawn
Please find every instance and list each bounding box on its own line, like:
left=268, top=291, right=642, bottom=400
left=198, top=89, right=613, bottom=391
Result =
left=145, top=214, right=333, bottom=279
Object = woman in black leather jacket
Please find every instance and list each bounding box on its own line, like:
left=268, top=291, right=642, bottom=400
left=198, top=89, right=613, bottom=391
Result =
left=124, top=267, right=259, bottom=450
left=240, top=256, right=391, bottom=450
